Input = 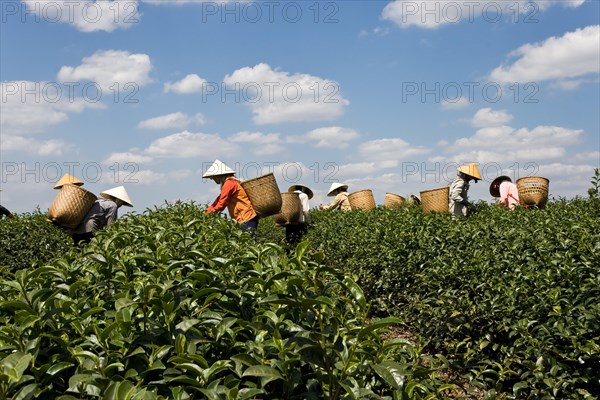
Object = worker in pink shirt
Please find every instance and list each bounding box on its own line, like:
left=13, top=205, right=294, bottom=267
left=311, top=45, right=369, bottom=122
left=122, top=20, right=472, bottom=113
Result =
left=490, top=176, right=520, bottom=210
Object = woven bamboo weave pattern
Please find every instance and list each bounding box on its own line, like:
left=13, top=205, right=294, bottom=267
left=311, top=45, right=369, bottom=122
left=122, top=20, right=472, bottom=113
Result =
left=384, top=193, right=405, bottom=208
left=48, top=184, right=97, bottom=229
left=517, top=176, right=549, bottom=208
left=420, top=186, right=449, bottom=214
left=348, top=190, right=376, bottom=210
left=240, top=173, right=282, bottom=218
left=273, top=192, right=303, bottom=225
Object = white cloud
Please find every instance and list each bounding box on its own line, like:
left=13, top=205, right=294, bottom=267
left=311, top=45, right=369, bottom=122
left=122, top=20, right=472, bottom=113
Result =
left=442, top=120, right=583, bottom=164
left=230, top=131, right=285, bottom=155
left=144, top=131, right=238, bottom=158
left=490, top=25, right=600, bottom=84
left=304, top=127, right=360, bottom=149
left=137, top=112, right=206, bottom=130
left=164, top=74, right=207, bottom=94
left=471, top=108, right=513, bottom=128
left=358, top=138, right=430, bottom=164
left=101, top=169, right=192, bottom=185
left=57, top=50, right=153, bottom=91
left=1, top=80, right=106, bottom=136
left=441, top=97, right=469, bottom=110
left=336, top=162, right=380, bottom=178
left=382, top=1, right=588, bottom=29
left=223, top=63, right=350, bottom=124
left=142, top=0, right=239, bottom=4
left=0, top=135, right=75, bottom=156
left=103, top=152, right=154, bottom=165
left=574, top=151, right=600, bottom=161
left=21, top=0, right=140, bottom=32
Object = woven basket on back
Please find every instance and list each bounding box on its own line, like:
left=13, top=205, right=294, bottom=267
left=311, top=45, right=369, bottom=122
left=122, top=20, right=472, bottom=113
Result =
left=517, top=176, right=549, bottom=208
left=420, top=186, right=449, bottom=214
left=240, top=173, right=282, bottom=218
left=348, top=189, right=376, bottom=211
left=384, top=192, right=405, bottom=208
left=48, top=184, right=97, bottom=229
left=273, top=192, right=303, bottom=225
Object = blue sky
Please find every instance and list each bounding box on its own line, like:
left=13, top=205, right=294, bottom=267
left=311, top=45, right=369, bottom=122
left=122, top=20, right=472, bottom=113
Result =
left=1, top=0, right=599, bottom=214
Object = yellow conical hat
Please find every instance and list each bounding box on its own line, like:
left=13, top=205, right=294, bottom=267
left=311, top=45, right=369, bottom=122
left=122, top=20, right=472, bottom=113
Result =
left=457, top=163, right=482, bottom=181
left=54, top=174, right=84, bottom=189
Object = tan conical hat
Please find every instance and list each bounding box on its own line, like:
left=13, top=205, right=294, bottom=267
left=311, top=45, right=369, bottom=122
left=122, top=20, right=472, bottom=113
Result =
left=54, top=174, right=84, bottom=189
left=288, top=184, right=314, bottom=200
left=327, top=182, right=348, bottom=196
left=457, top=163, right=482, bottom=181
left=202, top=159, right=236, bottom=178
left=100, top=186, right=133, bottom=207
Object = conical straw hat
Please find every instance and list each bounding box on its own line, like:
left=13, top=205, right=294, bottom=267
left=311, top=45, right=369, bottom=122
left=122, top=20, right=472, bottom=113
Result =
left=54, top=174, right=84, bottom=189
left=327, top=182, right=348, bottom=196
left=457, top=163, right=482, bottom=181
left=288, top=184, right=314, bottom=200
left=100, top=186, right=133, bottom=207
left=202, top=159, right=236, bottom=178
left=489, top=175, right=512, bottom=197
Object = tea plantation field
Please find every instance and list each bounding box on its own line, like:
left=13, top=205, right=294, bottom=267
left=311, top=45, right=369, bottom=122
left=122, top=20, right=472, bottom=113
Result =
left=1, top=182, right=598, bottom=399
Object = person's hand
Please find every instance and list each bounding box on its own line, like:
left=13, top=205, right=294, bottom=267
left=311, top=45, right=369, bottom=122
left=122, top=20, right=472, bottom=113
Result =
left=469, top=204, right=477, bottom=213
left=319, top=204, right=324, bottom=210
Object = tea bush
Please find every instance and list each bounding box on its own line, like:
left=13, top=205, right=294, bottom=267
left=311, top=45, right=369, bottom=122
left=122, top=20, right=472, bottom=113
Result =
left=0, top=211, right=71, bottom=277
left=304, top=199, right=600, bottom=399
left=0, top=202, right=458, bottom=399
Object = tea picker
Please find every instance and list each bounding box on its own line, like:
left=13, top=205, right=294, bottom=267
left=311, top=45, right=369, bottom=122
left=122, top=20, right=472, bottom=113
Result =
left=285, top=184, right=313, bottom=246
left=490, top=175, right=520, bottom=210
left=449, top=163, right=482, bottom=218
left=71, top=186, right=133, bottom=246
left=320, top=182, right=351, bottom=211
left=203, top=159, right=259, bottom=233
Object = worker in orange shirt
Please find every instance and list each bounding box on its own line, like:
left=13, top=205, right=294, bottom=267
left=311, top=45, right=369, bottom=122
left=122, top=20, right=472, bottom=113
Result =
left=203, top=159, right=259, bottom=232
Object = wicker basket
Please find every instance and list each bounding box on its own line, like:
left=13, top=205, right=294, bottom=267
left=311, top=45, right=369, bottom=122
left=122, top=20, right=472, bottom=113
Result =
left=348, top=189, right=376, bottom=211
left=273, top=192, right=303, bottom=225
left=241, top=173, right=282, bottom=218
left=517, top=176, right=549, bottom=208
left=384, top=192, right=405, bottom=208
left=420, top=186, right=450, bottom=214
left=48, top=184, right=97, bottom=229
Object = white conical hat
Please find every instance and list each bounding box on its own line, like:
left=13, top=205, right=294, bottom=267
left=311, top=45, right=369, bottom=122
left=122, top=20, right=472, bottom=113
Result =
left=327, top=182, right=348, bottom=196
left=100, top=186, right=133, bottom=207
left=54, top=174, right=84, bottom=189
left=202, top=159, right=236, bottom=178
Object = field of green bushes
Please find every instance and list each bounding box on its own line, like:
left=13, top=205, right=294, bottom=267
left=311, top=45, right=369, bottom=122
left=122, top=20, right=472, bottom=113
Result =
left=1, top=171, right=599, bottom=399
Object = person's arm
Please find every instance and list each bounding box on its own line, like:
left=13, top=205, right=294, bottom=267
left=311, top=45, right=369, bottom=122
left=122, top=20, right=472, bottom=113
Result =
left=322, top=194, right=343, bottom=210
left=105, top=202, right=119, bottom=226
left=206, top=180, right=237, bottom=213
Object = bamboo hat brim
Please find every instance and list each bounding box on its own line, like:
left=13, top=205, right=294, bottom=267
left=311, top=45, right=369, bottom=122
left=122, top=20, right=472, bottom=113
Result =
left=458, top=163, right=482, bottom=181
left=100, top=186, right=133, bottom=207
left=203, top=159, right=236, bottom=178
left=288, top=184, right=314, bottom=200
left=489, top=175, right=512, bottom=197
left=327, top=182, right=348, bottom=196
left=54, top=174, right=84, bottom=189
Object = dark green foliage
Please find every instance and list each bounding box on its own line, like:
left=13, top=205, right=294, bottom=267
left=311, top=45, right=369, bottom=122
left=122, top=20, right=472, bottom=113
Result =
left=0, top=202, right=455, bottom=400
left=302, top=199, right=600, bottom=399
left=0, top=211, right=71, bottom=277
